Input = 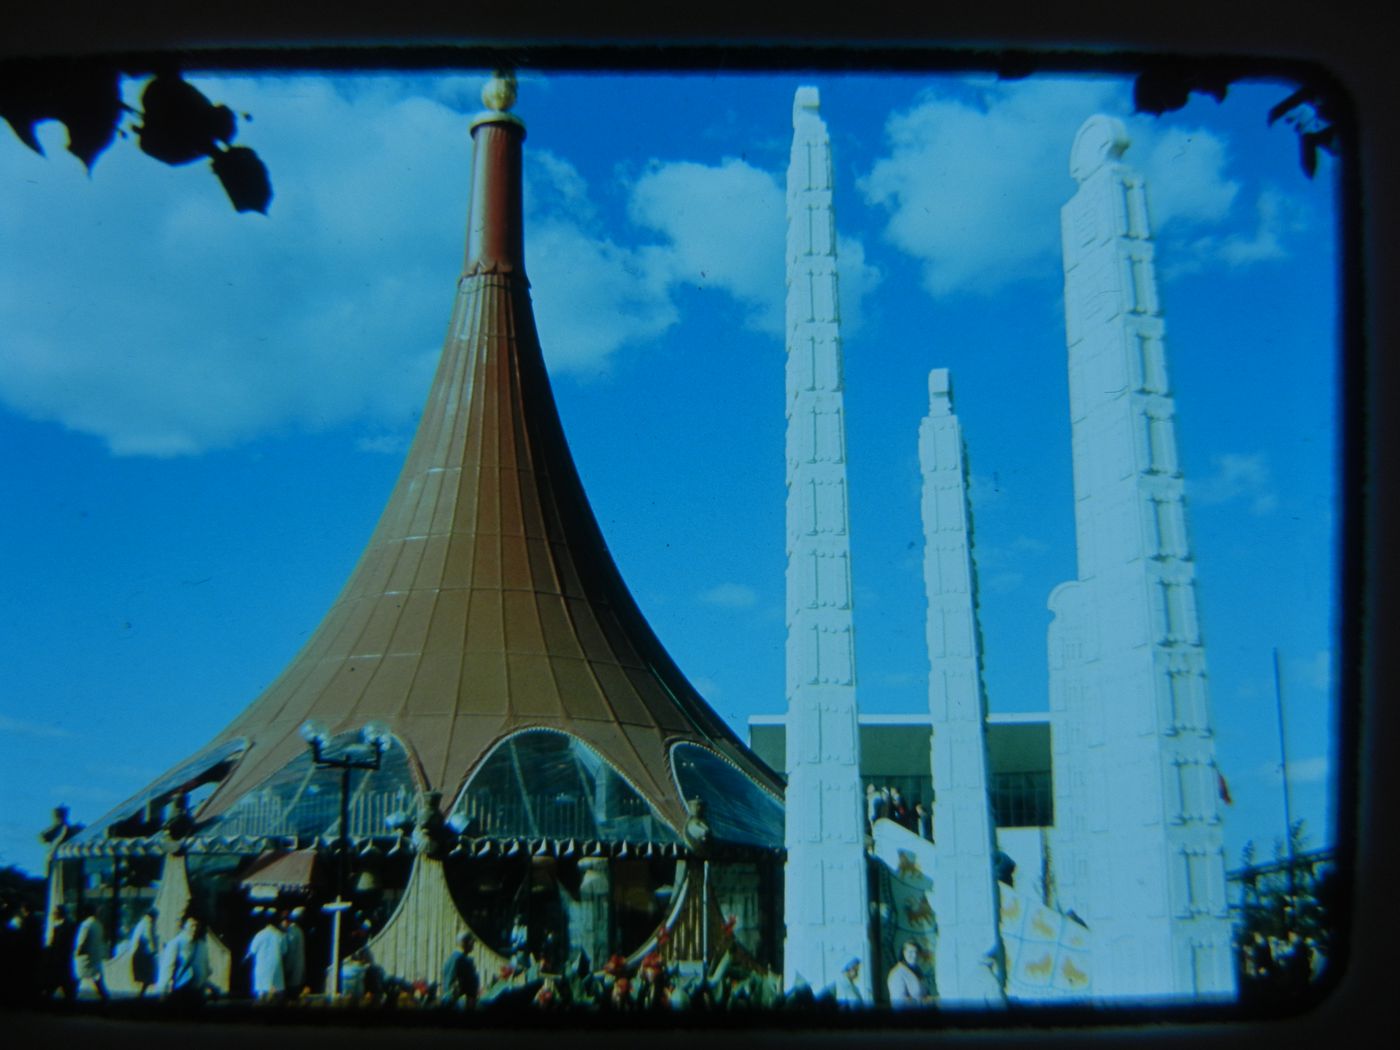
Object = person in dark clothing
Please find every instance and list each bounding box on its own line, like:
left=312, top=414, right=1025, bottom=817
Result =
left=1, top=900, right=43, bottom=1005
left=888, top=787, right=912, bottom=829
left=41, top=906, right=78, bottom=1001
left=440, top=931, right=479, bottom=1008
left=914, top=801, right=933, bottom=841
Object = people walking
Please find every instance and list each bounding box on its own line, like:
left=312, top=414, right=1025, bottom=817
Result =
left=159, top=915, right=212, bottom=1005
left=1, top=900, right=43, bottom=1005
left=72, top=903, right=110, bottom=1001
left=41, top=906, right=78, bottom=1000
left=245, top=913, right=286, bottom=1002
left=280, top=910, right=306, bottom=997
left=130, top=908, right=159, bottom=997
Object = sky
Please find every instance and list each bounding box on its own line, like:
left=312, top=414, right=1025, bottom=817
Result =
left=0, top=68, right=1341, bottom=880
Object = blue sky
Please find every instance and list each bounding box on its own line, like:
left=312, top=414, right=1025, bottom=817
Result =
left=0, top=69, right=1340, bottom=878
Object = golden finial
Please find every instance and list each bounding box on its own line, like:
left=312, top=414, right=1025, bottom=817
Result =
left=482, top=70, right=518, bottom=113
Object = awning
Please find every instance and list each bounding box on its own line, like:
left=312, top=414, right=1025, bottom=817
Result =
left=239, top=850, right=318, bottom=898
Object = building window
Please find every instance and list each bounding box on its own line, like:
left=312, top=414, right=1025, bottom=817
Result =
left=989, top=771, right=1054, bottom=828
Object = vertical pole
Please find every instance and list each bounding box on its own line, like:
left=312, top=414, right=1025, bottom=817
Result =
left=1272, top=648, right=1298, bottom=900
left=324, top=901, right=347, bottom=998
left=331, top=909, right=341, bottom=997
left=340, top=765, right=352, bottom=900
left=336, top=764, right=351, bottom=997
left=701, top=859, right=710, bottom=969
left=109, top=858, right=122, bottom=946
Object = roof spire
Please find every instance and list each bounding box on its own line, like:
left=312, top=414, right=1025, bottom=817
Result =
left=481, top=70, right=517, bottom=114
left=146, top=66, right=782, bottom=841
left=464, top=69, right=525, bottom=278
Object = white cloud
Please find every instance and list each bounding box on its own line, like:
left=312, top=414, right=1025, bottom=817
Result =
left=0, top=713, right=73, bottom=739
left=527, top=216, right=677, bottom=375
left=0, top=75, right=471, bottom=456
left=628, top=157, right=786, bottom=331
left=1164, top=186, right=1308, bottom=276
left=625, top=156, right=880, bottom=337
left=1141, top=128, right=1239, bottom=227
left=698, top=582, right=760, bottom=608
left=5, top=76, right=869, bottom=455
left=860, top=77, right=1264, bottom=297
left=860, top=78, right=1124, bottom=297
left=524, top=149, right=598, bottom=226
left=836, top=235, right=882, bottom=335
left=1189, top=452, right=1279, bottom=515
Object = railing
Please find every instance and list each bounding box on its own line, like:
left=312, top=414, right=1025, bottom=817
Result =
left=454, top=790, right=661, bottom=842
left=213, top=785, right=663, bottom=844
left=214, top=784, right=416, bottom=841
left=988, top=771, right=1053, bottom=828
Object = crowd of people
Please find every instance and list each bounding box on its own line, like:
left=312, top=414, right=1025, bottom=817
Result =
left=1, top=891, right=938, bottom=1014
left=866, top=784, right=933, bottom=840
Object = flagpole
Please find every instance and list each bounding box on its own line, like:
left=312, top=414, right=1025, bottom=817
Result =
left=1272, top=648, right=1297, bottom=900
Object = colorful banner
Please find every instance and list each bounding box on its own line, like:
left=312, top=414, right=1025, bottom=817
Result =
left=871, top=819, right=938, bottom=978
left=999, top=887, right=1091, bottom=998
left=872, top=818, right=1091, bottom=1002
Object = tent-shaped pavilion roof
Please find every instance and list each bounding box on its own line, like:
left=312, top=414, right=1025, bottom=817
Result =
left=71, top=75, right=783, bottom=854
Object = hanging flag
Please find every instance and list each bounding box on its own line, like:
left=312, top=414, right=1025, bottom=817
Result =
left=1000, top=886, right=1092, bottom=999
left=1217, top=769, right=1233, bottom=805
left=874, top=819, right=1090, bottom=1003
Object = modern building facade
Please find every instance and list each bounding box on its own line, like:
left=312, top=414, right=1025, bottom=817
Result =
left=749, top=713, right=1053, bottom=876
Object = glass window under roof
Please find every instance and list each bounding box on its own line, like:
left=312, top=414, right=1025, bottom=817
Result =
left=448, top=729, right=680, bottom=844
left=671, top=742, right=784, bottom=850
left=65, top=739, right=247, bottom=847
left=207, top=731, right=418, bottom=842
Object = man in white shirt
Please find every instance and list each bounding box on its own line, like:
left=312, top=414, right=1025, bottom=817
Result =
left=245, top=913, right=286, bottom=1002
left=280, top=910, right=306, bottom=997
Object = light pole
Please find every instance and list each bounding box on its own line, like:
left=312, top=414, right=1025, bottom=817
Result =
left=301, top=719, right=390, bottom=998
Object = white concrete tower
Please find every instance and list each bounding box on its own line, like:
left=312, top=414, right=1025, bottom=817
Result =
left=919, top=369, right=1004, bottom=1004
left=1048, top=115, right=1235, bottom=1000
left=782, top=85, right=871, bottom=997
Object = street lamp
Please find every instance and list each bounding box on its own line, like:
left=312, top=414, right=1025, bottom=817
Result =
left=301, top=720, right=390, bottom=997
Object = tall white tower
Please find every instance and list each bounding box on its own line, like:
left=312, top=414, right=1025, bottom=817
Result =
left=782, top=85, right=871, bottom=996
left=1048, top=115, right=1235, bottom=1000
left=919, top=368, right=1004, bottom=1004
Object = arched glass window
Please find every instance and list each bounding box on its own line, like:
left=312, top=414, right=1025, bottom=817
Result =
left=449, top=730, right=679, bottom=844
left=207, top=732, right=418, bottom=842
left=670, top=742, right=784, bottom=850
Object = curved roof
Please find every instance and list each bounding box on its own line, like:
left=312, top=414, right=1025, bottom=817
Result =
left=119, top=83, right=781, bottom=844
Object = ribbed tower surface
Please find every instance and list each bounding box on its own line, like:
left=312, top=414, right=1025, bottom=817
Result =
left=151, top=80, right=782, bottom=836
